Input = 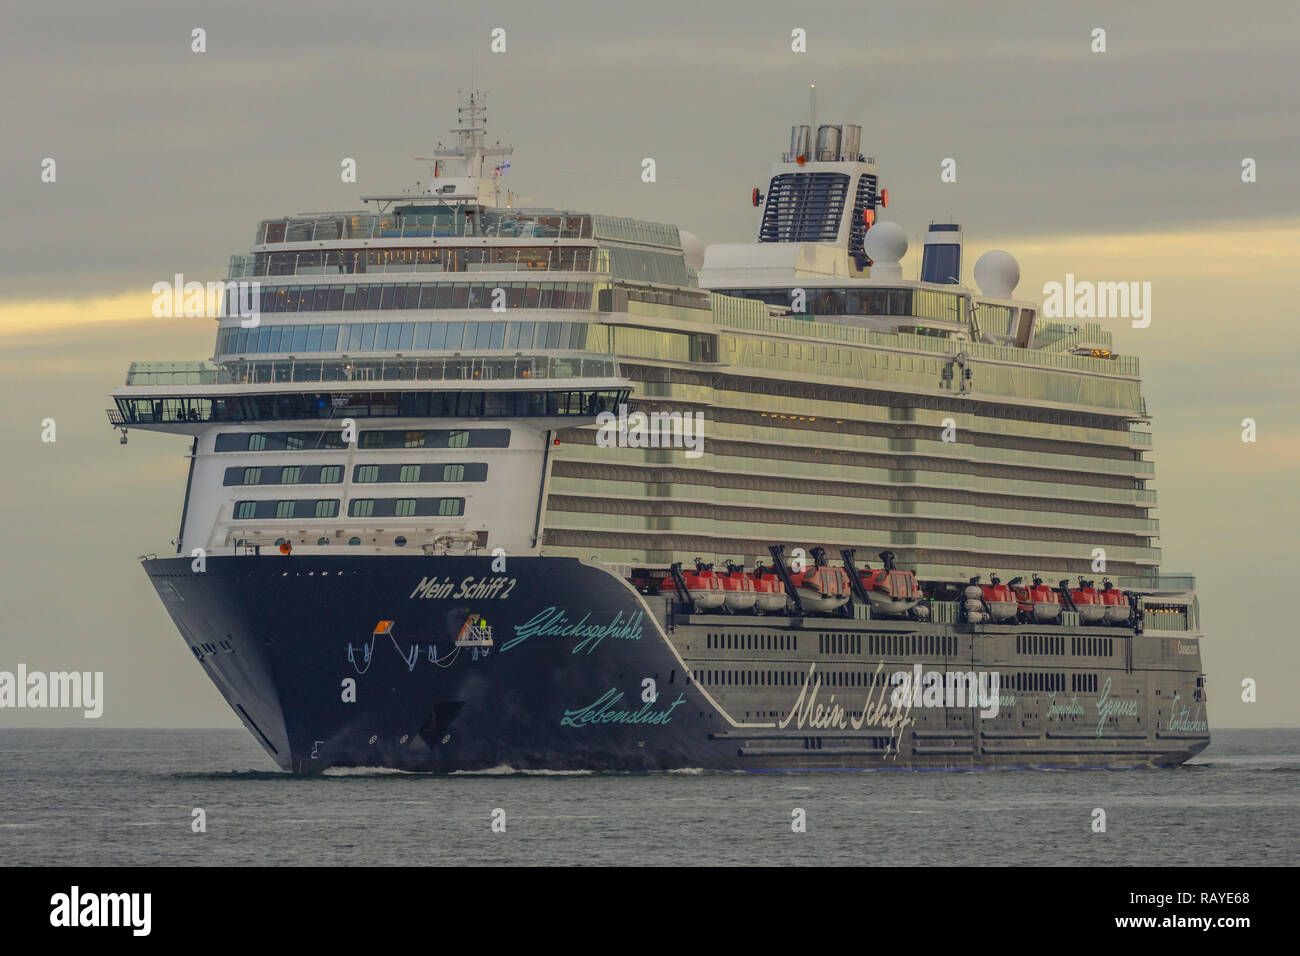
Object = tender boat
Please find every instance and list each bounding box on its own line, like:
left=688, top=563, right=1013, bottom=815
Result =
left=857, top=550, right=922, bottom=617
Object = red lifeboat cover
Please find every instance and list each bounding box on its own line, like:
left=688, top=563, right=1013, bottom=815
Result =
left=1013, top=581, right=1058, bottom=606
left=982, top=581, right=1013, bottom=604
left=1100, top=586, right=1127, bottom=608
left=681, top=568, right=718, bottom=591
left=863, top=568, right=921, bottom=599
left=721, top=572, right=755, bottom=593
left=794, top=566, right=850, bottom=597
left=1071, top=582, right=1100, bottom=605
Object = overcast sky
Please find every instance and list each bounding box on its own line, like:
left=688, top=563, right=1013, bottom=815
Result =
left=1, top=0, right=1297, bottom=728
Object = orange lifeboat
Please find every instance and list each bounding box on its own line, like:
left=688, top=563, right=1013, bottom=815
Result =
left=980, top=574, right=1019, bottom=622
left=1009, top=575, right=1062, bottom=623
left=789, top=563, right=851, bottom=614
left=719, top=562, right=758, bottom=612
left=857, top=550, right=922, bottom=617
left=750, top=562, right=789, bottom=613
left=684, top=559, right=726, bottom=610
left=1068, top=578, right=1107, bottom=624
left=1100, top=579, right=1130, bottom=624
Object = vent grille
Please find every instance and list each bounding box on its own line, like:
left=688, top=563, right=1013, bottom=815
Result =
left=758, top=173, right=849, bottom=244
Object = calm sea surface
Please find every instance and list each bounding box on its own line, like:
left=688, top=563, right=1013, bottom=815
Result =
left=1, top=728, right=1295, bottom=866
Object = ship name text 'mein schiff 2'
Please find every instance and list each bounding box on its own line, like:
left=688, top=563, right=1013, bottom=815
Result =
left=109, top=92, right=1209, bottom=773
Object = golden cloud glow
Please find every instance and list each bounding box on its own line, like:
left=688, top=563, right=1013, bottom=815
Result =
left=0, top=290, right=157, bottom=337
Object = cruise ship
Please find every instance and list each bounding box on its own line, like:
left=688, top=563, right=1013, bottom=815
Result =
left=109, top=92, right=1210, bottom=772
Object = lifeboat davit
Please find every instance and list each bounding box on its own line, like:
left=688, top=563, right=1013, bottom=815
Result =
left=1069, top=578, right=1107, bottom=624
left=858, top=550, right=921, bottom=617
left=719, top=562, right=757, bottom=612
left=1100, top=579, right=1130, bottom=624
left=749, top=563, right=789, bottom=613
left=683, top=559, right=726, bottom=610
left=981, top=574, right=1019, bottom=622
left=789, top=564, right=851, bottom=614
left=1010, top=574, right=1062, bottom=623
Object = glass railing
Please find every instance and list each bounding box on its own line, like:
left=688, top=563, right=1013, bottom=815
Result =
left=123, top=354, right=621, bottom=386
left=708, top=293, right=1140, bottom=376
left=230, top=247, right=600, bottom=279
left=256, top=209, right=598, bottom=245
left=1118, top=574, right=1196, bottom=591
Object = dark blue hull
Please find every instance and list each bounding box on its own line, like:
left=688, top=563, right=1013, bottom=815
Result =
left=146, top=554, right=722, bottom=773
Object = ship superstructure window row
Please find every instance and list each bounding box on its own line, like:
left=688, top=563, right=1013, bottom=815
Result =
left=216, top=319, right=591, bottom=356
left=351, top=463, right=486, bottom=483
left=347, top=497, right=464, bottom=518
left=233, top=499, right=340, bottom=520
left=221, top=463, right=485, bottom=486
left=233, top=245, right=597, bottom=278
left=116, top=388, right=628, bottom=425
left=220, top=281, right=593, bottom=318
left=214, top=429, right=510, bottom=452
left=719, top=287, right=965, bottom=324
left=255, top=210, right=597, bottom=245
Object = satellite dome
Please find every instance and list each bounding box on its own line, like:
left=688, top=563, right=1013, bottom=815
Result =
left=974, top=250, right=1020, bottom=298
left=864, top=221, right=907, bottom=263
left=864, top=221, right=907, bottom=279
left=679, top=230, right=706, bottom=274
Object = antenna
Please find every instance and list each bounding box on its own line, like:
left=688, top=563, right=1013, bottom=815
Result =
left=809, top=84, right=816, bottom=144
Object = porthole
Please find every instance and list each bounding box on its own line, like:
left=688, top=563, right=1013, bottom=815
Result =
left=348, top=537, right=361, bottom=546
left=394, top=536, right=407, bottom=547
left=317, top=537, right=329, bottom=546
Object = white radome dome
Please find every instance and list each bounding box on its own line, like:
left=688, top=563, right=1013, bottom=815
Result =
left=679, top=230, right=706, bottom=274
left=864, top=220, right=908, bottom=264
left=974, top=250, right=1020, bottom=298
